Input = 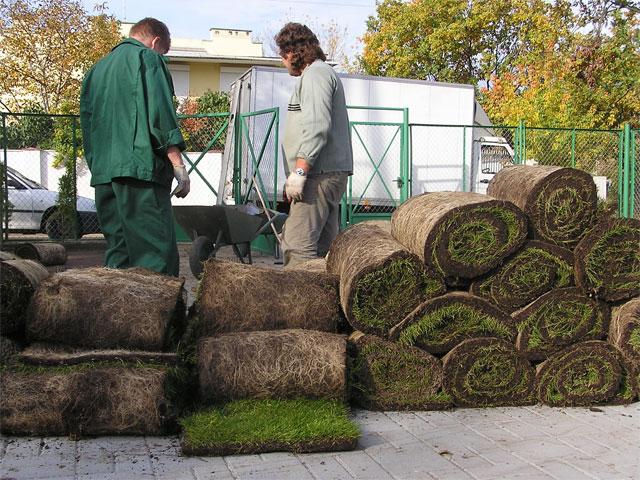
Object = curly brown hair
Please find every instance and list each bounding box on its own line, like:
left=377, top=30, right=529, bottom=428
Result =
left=274, top=23, right=326, bottom=74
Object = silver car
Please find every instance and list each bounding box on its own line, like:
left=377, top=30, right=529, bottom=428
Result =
left=5, top=166, right=101, bottom=238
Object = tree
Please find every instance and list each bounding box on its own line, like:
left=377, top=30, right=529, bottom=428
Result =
left=257, top=14, right=353, bottom=71
left=359, top=0, right=573, bottom=87
left=0, top=0, right=121, bottom=113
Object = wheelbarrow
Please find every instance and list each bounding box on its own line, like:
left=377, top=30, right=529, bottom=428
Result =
left=173, top=204, right=287, bottom=276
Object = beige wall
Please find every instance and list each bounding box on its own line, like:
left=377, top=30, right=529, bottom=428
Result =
left=188, top=63, right=220, bottom=95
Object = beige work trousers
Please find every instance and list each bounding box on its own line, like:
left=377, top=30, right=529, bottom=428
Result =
left=282, top=172, right=348, bottom=268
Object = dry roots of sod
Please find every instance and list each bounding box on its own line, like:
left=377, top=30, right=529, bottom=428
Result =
left=198, top=329, right=346, bottom=402
left=326, top=223, right=445, bottom=337
left=514, top=287, right=610, bottom=362
left=0, top=336, right=22, bottom=365
left=348, top=332, right=450, bottom=411
left=442, top=337, right=536, bottom=407
left=574, top=217, right=640, bottom=302
left=535, top=340, right=635, bottom=406
left=608, top=297, right=640, bottom=371
left=196, top=260, right=340, bottom=336
left=390, top=192, right=527, bottom=284
left=17, top=343, right=178, bottom=366
left=14, top=242, right=67, bottom=266
left=26, top=267, right=186, bottom=351
left=389, top=292, right=517, bottom=355
left=0, top=259, right=50, bottom=336
left=0, top=365, right=174, bottom=436
left=470, top=240, right=574, bottom=312
left=487, top=165, right=598, bottom=249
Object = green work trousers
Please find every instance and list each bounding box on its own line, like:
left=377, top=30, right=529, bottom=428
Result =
left=282, top=172, right=348, bottom=268
left=94, top=178, right=179, bottom=276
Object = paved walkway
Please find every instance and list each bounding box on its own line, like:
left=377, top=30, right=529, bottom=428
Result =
left=1, top=404, right=638, bottom=480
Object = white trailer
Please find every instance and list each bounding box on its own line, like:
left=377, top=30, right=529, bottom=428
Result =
left=222, top=66, right=514, bottom=208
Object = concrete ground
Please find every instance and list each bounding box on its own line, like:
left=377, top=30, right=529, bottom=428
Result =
left=1, top=241, right=639, bottom=480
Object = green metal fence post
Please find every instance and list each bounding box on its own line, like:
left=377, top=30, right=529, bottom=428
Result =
left=618, top=129, right=625, bottom=216
left=273, top=107, right=279, bottom=209
left=402, top=108, right=410, bottom=201
left=622, top=124, right=631, bottom=217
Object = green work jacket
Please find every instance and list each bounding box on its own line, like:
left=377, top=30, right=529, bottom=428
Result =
left=80, top=38, right=185, bottom=188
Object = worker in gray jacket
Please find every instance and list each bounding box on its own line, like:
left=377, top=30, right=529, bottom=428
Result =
left=275, top=22, right=353, bottom=267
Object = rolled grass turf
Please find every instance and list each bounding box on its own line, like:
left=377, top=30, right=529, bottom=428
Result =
left=180, top=399, right=359, bottom=456
left=0, top=259, right=50, bottom=336
left=574, top=217, right=640, bottom=302
left=535, top=340, right=635, bottom=406
left=487, top=165, right=598, bottom=249
left=0, top=364, right=176, bottom=436
left=0, top=250, right=18, bottom=261
left=442, top=337, right=536, bottom=407
left=608, top=297, right=640, bottom=370
left=514, top=287, right=610, bottom=362
left=198, top=329, right=346, bottom=403
left=18, top=343, right=178, bottom=366
left=389, top=292, right=517, bottom=355
left=390, top=192, right=527, bottom=284
left=196, top=260, right=340, bottom=336
left=348, top=332, right=451, bottom=411
left=26, top=267, right=186, bottom=351
left=326, top=222, right=445, bottom=337
left=470, top=240, right=574, bottom=312
left=14, top=242, right=67, bottom=266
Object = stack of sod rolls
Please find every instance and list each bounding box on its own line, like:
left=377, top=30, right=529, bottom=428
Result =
left=0, top=267, right=188, bottom=437
left=328, top=165, right=639, bottom=410
left=181, top=259, right=359, bottom=456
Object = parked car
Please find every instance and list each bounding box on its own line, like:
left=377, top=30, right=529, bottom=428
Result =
left=5, top=166, right=101, bottom=239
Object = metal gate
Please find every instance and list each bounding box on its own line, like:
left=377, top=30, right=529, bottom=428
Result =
left=342, top=106, right=409, bottom=228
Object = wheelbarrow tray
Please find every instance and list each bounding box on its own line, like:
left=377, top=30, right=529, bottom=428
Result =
left=173, top=205, right=265, bottom=245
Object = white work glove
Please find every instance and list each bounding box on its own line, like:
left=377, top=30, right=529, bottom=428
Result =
left=172, top=165, right=191, bottom=198
left=285, top=170, right=306, bottom=202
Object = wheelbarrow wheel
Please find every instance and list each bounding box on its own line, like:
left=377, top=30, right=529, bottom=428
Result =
left=189, top=236, right=215, bottom=277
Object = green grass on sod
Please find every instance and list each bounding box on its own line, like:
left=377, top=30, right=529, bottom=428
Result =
left=180, top=399, right=360, bottom=456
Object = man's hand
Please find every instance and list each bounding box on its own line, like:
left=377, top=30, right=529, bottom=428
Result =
left=285, top=171, right=306, bottom=202
left=172, top=165, right=191, bottom=198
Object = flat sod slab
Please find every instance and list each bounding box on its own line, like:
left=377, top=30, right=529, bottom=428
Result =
left=180, top=399, right=360, bottom=456
left=348, top=332, right=451, bottom=411
left=0, top=363, right=175, bottom=436
left=18, top=343, right=178, bottom=366
left=487, top=165, right=598, bottom=249
left=535, top=340, right=636, bottom=407
left=26, top=267, right=186, bottom=351
left=574, top=217, right=640, bottom=302
left=470, top=240, right=574, bottom=312
left=514, top=287, right=610, bottom=362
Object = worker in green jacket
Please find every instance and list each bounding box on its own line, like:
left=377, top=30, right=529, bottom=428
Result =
left=275, top=23, right=353, bottom=268
left=80, top=17, right=189, bottom=276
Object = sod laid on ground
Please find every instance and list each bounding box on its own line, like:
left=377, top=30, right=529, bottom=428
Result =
left=180, top=399, right=360, bottom=456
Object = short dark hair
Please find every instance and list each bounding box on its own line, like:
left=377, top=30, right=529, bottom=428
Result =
left=130, top=17, right=171, bottom=53
left=274, top=23, right=326, bottom=73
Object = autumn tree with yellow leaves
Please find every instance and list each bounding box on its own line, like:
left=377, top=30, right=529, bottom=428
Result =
left=0, top=0, right=121, bottom=114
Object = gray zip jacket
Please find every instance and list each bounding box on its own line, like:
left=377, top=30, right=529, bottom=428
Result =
left=283, top=60, right=353, bottom=175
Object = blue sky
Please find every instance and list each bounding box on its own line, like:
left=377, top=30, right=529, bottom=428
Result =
left=81, top=0, right=377, bottom=57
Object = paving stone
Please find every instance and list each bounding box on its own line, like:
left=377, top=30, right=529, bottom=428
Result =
left=76, top=473, right=156, bottom=480
left=366, top=441, right=462, bottom=479
left=232, top=461, right=314, bottom=480
left=334, top=450, right=395, bottom=479
left=114, top=454, right=154, bottom=476
left=146, top=436, right=181, bottom=456
left=3, top=437, right=42, bottom=458
left=563, top=455, right=639, bottom=480
left=536, top=460, right=598, bottom=480
left=298, top=453, right=353, bottom=479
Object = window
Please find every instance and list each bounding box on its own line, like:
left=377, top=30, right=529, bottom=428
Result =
left=168, top=64, right=190, bottom=98
left=219, top=67, right=246, bottom=92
